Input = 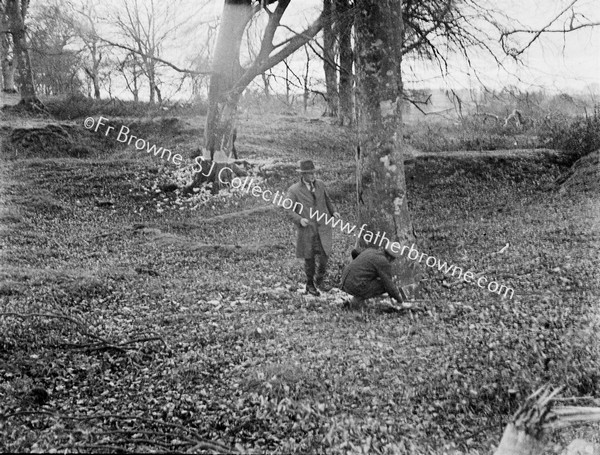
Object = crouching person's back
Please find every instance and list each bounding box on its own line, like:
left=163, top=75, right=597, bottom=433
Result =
left=340, top=245, right=404, bottom=309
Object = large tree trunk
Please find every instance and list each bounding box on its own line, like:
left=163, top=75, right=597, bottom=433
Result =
left=148, top=67, right=156, bottom=104
left=2, top=58, right=16, bottom=92
left=203, top=0, right=253, bottom=161
left=261, top=71, right=271, bottom=98
left=187, top=0, right=254, bottom=195
left=90, top=42, right=102, bottom=99
left=303, top=45, right=310, bottom=113
left=186, top=0, right=323, bottom=196
left=335, top=0, right=353, bottom=126
left=92, top=77, right=100, bottom=99
left=84, top=68, right=101, bottom=99
left=1, top=12, right=17, bottom=93
left=6, top=0, right=42, bottom=109
left=322, top=0, right=338, bottom=117
left=354, top=0, right=419, bottom=292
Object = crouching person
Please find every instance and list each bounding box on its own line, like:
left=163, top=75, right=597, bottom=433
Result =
left=340, top=243, right=405, bottom=309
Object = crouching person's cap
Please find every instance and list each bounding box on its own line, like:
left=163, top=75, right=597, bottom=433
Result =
left=384, top=242, right=402, bottom=259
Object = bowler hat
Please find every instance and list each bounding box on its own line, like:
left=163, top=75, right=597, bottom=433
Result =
left=297, top=160, right=317, bottom=173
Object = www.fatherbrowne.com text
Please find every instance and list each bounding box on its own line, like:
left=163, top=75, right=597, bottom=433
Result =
left=85, top=116, right=514, bottom=299
left=206, top=171, right=515, bottom=300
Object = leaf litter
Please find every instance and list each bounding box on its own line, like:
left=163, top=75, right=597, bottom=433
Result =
left=0, top=119, right=599, bottom=454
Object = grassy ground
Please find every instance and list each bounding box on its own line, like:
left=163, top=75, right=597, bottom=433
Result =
left=0, top=110, right=599, bottom=454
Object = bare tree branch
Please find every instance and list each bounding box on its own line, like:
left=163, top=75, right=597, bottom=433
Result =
left=234, top=14, right=323, bottom=94
left=499, top=0, right=599, bottom=57
left=99, top=37, right=209, bottom=75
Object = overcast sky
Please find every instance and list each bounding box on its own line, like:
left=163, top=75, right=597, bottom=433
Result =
left=38, top=0, right=598, bottom=101
left=274, top=0, right=600, bottom=95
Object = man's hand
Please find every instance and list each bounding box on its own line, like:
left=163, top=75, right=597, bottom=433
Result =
left=300, top=218, right=310, bottom=227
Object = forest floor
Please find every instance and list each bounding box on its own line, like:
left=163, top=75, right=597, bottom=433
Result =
left=0, top=108, right=599, bottom=454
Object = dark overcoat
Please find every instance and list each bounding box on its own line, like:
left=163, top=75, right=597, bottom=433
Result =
left=285, top=179, right=337, bottom=258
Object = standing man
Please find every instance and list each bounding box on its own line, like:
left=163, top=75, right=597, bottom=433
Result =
left=340, top=244, right=406, bottom=309
left=285, top=160, right=340, bottom=296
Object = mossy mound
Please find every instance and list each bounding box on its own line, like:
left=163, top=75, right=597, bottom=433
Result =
left=554, top=149, right=600, bottom=194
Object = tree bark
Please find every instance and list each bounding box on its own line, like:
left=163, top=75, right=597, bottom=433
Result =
left=84, top=67, right=101, bottom=99
left=354, top=0, right=418, bottom=291
left=89, top=42, right=102, bottom=99
left=190, top=1, right=323, bottom=194
left=92, top=76, right=100, bottom=99
left=303, top=45, right=310, bottom=113
left=261, top=71, right=270, bottom=98
left=2, top=58, right=16, bottom=92
left=148, top=66, right=156, bottom=104
left=322, top=0, right=338, bottom=117
left=6, top=0, right=42, bottom=108
left=1, top=42, right=17, bottom=93
left=76, top=7, right=103, bottom=100
left=335, top=0, right=353, bottom=125
left=204, top=0, right=254, bottom=160
left=1, top=10, right=17, bottom=93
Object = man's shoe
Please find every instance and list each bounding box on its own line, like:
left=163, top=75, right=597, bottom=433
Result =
left=315, top=280, right=332, bottom=292
left=306, top=284, right=321, bottom=297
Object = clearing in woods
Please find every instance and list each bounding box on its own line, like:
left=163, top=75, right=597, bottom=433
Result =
left=0, top=107, right=599, bottom=453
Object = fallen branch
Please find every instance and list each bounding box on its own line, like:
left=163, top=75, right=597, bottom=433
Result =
left=49, top=294, right=112, bottom=344
left=56, top=444, right=130, bottom=453
left=1, top=312, right=166, bottom=354
left=0, top=311, right=112, bottom=345
left=2, top=412, right=237, bottom=453
left=116, top=335, right=168, bottom=349
left=95, top=437, right=189, bottom=450
left=71, top=335, right=166, bottom=353
left=92, top=429, right=192, bottom=442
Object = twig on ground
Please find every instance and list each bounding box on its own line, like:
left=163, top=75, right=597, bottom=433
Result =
left=79, top=344, right=127, bottom=354
left=1, top=311, right=111, bottom=346
left=49, top=293, right=113, bottom=345
left=115, top=336, right=167, bottom=349
left=76, top=336, right=166, bottom=353
left=56, top=444, right=131, bottom=453
left=1, top=311, right=166, bottom=354
left=1, top=410, right=55, bottom=419
left=92, top=429, right=192, bottom=443
left=2, top=411, right=237, bottom=453
left=94, top=437, right=189, bottom=450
